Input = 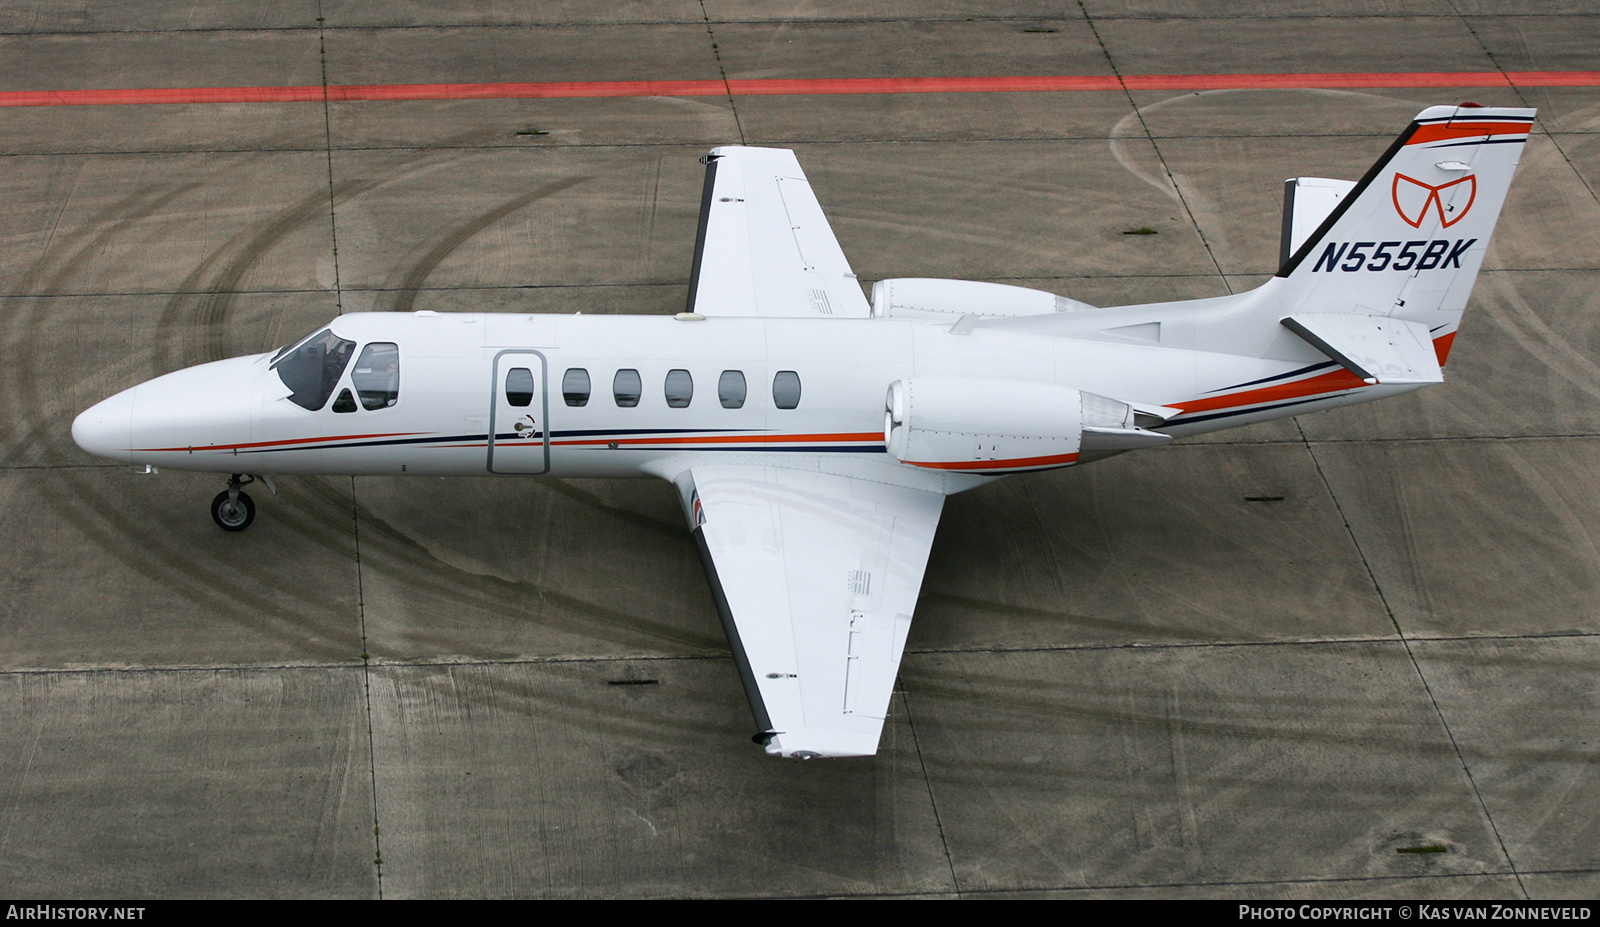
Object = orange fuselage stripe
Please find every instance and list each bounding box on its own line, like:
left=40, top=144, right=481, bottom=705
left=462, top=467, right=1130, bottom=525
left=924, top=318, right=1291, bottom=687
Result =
left=1175, top=368, right=1370, bottom=415
left=137, top=431, right=425, bottom=452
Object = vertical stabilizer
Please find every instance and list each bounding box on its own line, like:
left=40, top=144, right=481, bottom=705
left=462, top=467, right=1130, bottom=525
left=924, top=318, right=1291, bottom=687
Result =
left=1275, top=105, right=1535, bottom=365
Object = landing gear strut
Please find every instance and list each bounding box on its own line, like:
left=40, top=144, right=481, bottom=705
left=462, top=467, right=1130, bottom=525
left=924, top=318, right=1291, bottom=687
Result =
left=211, top=474, right=257, bottom=531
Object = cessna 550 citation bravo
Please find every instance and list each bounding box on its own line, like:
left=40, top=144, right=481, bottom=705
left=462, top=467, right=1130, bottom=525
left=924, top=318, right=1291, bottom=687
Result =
left=74, top=105, right=1533, bottom=759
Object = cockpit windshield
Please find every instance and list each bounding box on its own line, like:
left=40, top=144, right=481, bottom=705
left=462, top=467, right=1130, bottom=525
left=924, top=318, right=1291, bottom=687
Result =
left=272, top=328, right=356, bottom=411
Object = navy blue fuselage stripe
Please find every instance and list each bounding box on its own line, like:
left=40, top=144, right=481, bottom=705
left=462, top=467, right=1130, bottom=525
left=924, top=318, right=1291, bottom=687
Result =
left=1206, top=360, right=1338, bottom=394
left=232, top=431, right=888, bottom=454
left=551, top=427, right=756, bottom=438
left=1423, top=137, right=1527, bottom=149
left=1416, top=115, right=1529, bottom=124
left=238, top=433, right=490, bottom=453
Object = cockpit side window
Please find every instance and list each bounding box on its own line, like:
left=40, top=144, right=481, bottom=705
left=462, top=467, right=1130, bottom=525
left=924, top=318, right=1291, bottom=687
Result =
left=352, top=342, right=400, bottom=410
left=273, top=328, right=356, bottom=411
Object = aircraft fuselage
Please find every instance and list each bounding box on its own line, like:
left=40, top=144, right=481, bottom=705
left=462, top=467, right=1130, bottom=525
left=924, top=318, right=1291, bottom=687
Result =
left=74, top=307, right=1412, bottom=483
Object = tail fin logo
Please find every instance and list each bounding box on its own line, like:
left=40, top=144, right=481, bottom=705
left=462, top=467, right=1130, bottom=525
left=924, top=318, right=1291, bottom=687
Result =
left=1392, top=173, right=1476, bottom=229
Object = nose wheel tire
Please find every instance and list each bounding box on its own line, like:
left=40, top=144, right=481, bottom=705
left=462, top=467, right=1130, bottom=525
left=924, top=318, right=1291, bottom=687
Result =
left=211, top=489, right=256, bottom=531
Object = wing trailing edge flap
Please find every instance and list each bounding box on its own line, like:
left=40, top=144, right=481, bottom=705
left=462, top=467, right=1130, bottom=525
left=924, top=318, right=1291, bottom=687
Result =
left=686, top=147, right=871, bottom=319
left=679, top=463, right=944, bottom=758
left=1281, top=313, right=1443, bottom=385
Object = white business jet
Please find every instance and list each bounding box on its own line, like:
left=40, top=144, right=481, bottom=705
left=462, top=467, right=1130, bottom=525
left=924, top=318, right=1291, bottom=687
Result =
left=74, top=105, right=1533, bottom=758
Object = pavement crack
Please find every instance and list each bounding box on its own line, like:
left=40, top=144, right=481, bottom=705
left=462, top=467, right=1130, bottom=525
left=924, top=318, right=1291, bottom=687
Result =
left=1080, top=0, right=1233, bottom=293
left=349, top=471, right=384, bottom=899
left=699, top=0, right=746, bottom=145
left=900, top=676, right=960, bottom=896
left=316, top=6, right=346, bottom=315
left=319, top=2, right=378, bottom=897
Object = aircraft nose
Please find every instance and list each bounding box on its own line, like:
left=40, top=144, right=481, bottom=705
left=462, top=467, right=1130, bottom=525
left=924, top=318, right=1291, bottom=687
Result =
left=72, top=388, right=136, bottom=463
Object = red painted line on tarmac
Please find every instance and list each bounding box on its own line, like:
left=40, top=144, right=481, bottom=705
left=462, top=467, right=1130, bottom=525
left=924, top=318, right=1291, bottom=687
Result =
left=2, top=71, right=1598, bottom=108
left=1, top=85, right=327, bottom=107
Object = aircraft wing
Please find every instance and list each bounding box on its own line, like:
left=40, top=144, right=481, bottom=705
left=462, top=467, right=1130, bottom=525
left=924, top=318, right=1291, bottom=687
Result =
left=684, top=147, right=872, bottom=319
left=679, top=463, right=944, bottom=757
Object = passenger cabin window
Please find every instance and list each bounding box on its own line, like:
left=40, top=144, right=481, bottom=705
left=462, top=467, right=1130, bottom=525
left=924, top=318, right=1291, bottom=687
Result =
left=773, top=370, right=802, bottom=409
left=718, top=371, right=746, bottom=409
left=614, top=369, right=641, bottom=407
left=273, top=328, right=356, bottom=411
left=665, top=369, right=693, bottom=408
left=562, top=368, right=590, bottom=407
left=332, top=389, right=357, bottom=413
left=351, top=342, right=399, bottom=410
left=505, top=368, right=534, bottom=407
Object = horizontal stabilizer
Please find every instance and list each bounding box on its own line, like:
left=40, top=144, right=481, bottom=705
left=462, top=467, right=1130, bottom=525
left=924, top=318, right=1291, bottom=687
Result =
left=1281, top=314, right=1443, bottom=385
left=1280, top=177, right=1357, bottom=266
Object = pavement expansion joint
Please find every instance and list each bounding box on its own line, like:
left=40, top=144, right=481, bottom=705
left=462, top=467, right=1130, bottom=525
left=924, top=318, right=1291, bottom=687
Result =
left=6, top=630, right=1596, bottom=679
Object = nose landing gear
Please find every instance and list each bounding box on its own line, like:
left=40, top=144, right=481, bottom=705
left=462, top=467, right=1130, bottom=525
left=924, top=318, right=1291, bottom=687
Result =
left=211, top=474, right=259, bottom=531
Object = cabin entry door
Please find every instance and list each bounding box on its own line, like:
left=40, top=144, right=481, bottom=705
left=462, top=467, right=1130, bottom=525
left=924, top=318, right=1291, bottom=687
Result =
left=489, top=351, right=550, bottom=474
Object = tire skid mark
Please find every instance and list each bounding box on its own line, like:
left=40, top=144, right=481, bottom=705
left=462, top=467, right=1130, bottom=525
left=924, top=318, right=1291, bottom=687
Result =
left=4, top=169, right=370, bottom=643
left=12, top=173, right=360, bottom=627
left=221, top=166, right=687, bottom=645
left=336, top=153, right=721, bottom=654
left=2, top=182, right=200, bottom=461
left=917, top=591, right=1206, bottom=642
left=25, top=149, right=715, bottom=664
left=541, top=478, right=684, bottom=540
left=902, top=654, right=1451, bottom=781
left=31, top=474, right=362, bottom=663
left=328, top=477, right=722, bottom=654
left=387, top=174, right=593, bottom=314
left=154, top=177, right=382, bottom=374
left=389, top=667, right=724, bottom=755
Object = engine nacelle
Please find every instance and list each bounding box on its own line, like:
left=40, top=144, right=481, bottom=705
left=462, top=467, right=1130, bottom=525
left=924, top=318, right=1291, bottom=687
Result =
left=884, top=379, right=1172, bottom=474
left=870, top=278, right=1095, bottom=321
